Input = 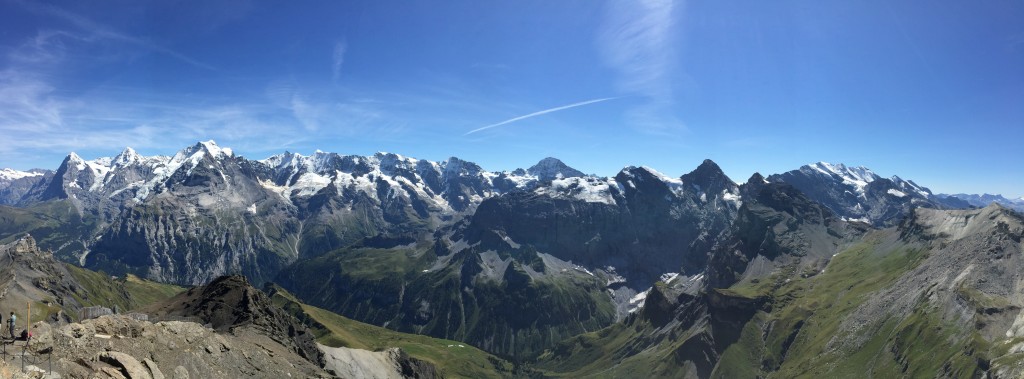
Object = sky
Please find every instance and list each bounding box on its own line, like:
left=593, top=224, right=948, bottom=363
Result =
left=0, top=1, right=1021, bottom=197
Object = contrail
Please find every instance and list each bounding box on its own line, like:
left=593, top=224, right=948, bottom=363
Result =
left=465, top=97, right=618, bottom=135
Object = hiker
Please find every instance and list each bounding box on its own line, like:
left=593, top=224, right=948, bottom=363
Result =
left=7, top=312, right=14, bottom=339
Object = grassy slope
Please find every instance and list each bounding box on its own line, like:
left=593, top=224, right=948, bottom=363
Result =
left=269, top=285, right=518, bottom=379
left=714, top=231, right=994, bottom=379
left=280, top=241, right=617, bottom=360
left=535, top=320, right=673, bottom=378
left=64, top=265, right=184, bottom=318
left=534, top=232, right=959, bottom=378
left=0, top=201, right=97, bottom=259
left=121, top=274, right=186, bottom=309
left=713, top=234, right=928, bottom=378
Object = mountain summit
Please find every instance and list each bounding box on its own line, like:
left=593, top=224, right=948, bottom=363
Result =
left=527, top=157, right=585, bottom=181
left=680, top=159, right=737, bottom=195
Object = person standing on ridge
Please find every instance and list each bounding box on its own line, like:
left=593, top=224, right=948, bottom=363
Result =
left=7, top=312, right=14, bottom=339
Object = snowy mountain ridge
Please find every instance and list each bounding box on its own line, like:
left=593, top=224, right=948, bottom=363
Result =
left=0, top=168, right=45, bottom=181
left=13, top=141, right=677, bottom=214
left=765, top=161, right=967, bottom=226
left=0, top=143, right=990, bottom=224
left=805, top=161, right=878, bottom=194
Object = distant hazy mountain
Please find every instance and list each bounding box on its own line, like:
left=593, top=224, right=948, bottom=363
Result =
left=0, top=167, right=52, bottom=205
left=937, top=193, right=1024, bottom=212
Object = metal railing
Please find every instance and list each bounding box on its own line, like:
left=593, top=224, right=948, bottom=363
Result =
left=0, top=338, right=52, bottom=375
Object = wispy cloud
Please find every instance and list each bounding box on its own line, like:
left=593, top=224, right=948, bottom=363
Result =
left=332, top=40, right=347, bottom=82
left=14, top=1, right=214, bottom=70
left=464, top=97, right=618, bottom=135
left=598, top=0, right=684, bottom=135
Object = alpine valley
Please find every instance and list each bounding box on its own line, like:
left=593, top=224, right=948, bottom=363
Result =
left=1, top=141, right=1021, bottom=378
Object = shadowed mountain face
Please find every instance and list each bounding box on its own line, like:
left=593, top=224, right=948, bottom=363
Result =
left=274, top=161, right=746, bottom=359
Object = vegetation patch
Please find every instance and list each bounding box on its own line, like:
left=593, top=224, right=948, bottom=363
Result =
left=269, top=285, right=519, bottom=378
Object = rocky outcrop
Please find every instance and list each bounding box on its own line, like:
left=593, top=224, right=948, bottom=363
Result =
left=16, top=294, right=444, bottom=378
left=143, top=275, right=324, bottom=368
left=320, top=344, right=442, bottom=379
left=33, top=315, right=329, bottom=378
left=98, top=351, right=151, bottom=379
left=0, top=235, right=105, bottom=322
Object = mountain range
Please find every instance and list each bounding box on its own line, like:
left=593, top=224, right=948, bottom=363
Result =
left=1, top=140, right=1021, bottom=377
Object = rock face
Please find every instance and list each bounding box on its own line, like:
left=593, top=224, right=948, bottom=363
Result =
left=319, top=344, right=441, bottom=379
left=143, top=275, right=324, bottom=368
left=706, top=178, right=868, bottom=289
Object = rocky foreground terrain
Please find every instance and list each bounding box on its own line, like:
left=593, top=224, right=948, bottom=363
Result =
left=0, top=236, right=448, bottom=379
left=30, top=315, right=324, bottom=378
left=3, top=299, right=444, bottom=379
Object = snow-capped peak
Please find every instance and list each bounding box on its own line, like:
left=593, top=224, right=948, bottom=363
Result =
left=64, top=152, right=110, bottom=174
left=375, top=152, right=419, bottom=174
left=0, top=168, right=44, bottom=181
left=892, top=176, right=931, bottom=198
left=806, top=162, right=879, bottom=193
left=112, top=147, right=142, bottom=166
left=443, top=157, right=483, bottom=176
left=199, top=140, right=233, bottom=158
left=167, top=141, right=234, bottom=168
left=261, top=151, right=306, bottom=170
left=527, top=157, right=584, bottom=181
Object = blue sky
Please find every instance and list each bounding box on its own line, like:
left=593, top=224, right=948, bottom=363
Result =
left=0, top=1, right=1021, bottom=197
